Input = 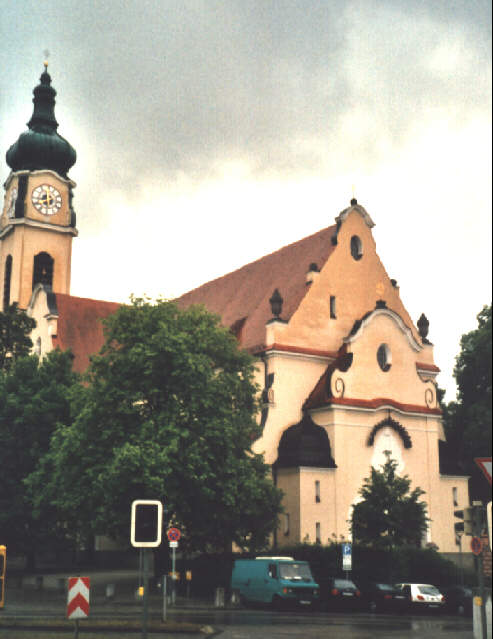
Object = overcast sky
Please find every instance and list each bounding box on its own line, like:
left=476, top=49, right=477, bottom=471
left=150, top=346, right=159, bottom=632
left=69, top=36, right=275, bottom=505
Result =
left=1, top=0, right=491, bottom=400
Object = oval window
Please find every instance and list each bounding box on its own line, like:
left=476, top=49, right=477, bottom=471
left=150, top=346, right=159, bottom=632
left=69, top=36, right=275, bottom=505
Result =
left=377, top=344, right=392, bottom=372
left=350, top=235, right=363, bottom=260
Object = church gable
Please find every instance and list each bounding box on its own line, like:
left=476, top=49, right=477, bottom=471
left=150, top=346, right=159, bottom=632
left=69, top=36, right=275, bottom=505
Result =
left=304, top=303, right=440, bottom=413
left=266, top=200, right=421, bottom=357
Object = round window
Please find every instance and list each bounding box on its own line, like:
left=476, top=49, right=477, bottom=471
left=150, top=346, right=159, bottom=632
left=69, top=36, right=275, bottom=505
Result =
left=350, top=235, right=363, bottom=260
left=377, top=344, right=392, bottom=372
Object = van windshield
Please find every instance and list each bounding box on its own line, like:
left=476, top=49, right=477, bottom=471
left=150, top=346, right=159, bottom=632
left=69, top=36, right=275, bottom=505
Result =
left=279, top=563, right=313, bottom=581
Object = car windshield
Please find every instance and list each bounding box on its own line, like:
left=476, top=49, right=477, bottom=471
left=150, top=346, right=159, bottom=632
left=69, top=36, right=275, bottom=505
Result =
left=375, top=583, right=394, bottom=591
left=334, top=579, right=356, bottom=589
left=418, top=585, right=441, bottom=596
left=279, top=563, right=313, bottom=581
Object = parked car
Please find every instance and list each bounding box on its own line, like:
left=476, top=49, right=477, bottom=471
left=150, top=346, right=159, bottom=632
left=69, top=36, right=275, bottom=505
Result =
left=441, top=585, right=473, bottom=616
left=231, top=557, right=320, bottom=608
left=321, top=577, right=362, bottom=611
left=358, top=581, right=409, bottom=613
left=395, top=583, right=445, bottom=612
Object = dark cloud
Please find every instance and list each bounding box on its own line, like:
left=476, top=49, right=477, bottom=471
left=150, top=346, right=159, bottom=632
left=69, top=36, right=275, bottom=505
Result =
left=1, top=0, right=491, bottom=217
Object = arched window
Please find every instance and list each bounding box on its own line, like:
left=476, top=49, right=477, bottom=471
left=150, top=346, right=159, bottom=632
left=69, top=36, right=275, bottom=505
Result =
left=3, top=255, right=12, bottom=311
left=32, top=252, right=54, bottom=290
left=350, top=235, right=363, bottom=260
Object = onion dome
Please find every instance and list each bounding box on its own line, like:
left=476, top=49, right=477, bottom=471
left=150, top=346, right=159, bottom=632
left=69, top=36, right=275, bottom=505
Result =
left=275, top=413, right=336, bottom=468
left=6, top=65, right=76, bottom=177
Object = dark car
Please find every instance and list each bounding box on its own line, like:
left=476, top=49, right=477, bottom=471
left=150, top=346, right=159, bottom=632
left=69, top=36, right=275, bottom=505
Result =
left=441, top=585, right=473, bottom=617
left=358, top=582, right=409, bottom=613
left=322, top=577, right=362, bottom=611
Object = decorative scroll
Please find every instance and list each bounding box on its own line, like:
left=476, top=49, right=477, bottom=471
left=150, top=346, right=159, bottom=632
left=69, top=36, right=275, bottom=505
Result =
left=425, top=387, right=435, bottom=408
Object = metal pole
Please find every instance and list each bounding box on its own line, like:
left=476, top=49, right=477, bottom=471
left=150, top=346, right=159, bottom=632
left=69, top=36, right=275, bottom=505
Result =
left=473, top=502, right=487, bottom=639
left=478, top=550, right=487, bottom=639
left=162, top=574, right=167, bottom=621
left=139, top=548, right=143, bottom=588
left=458, top=534, right=464, bottom=586
left=171, top=546, right=176, bottom=605
left=142, top=549, right=149, bottom=639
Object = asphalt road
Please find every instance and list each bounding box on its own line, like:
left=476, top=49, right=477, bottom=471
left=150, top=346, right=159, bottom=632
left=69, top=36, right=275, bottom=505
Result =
left=171, top=607, right=475, bottom=639
left=1, top=579, right=475, bottom=639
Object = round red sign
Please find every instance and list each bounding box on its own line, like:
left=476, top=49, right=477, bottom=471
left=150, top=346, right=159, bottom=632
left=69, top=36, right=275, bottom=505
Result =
left=471, top=536, right=483, bottom=556
left=167, top=527, right=181, bottom=542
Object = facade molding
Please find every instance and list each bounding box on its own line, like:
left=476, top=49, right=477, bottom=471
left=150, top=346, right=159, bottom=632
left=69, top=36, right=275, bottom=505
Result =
left=344, top=306, right=422, bottom=352
left=309, top=396, right=441, bottom=417
left=0, top=217, right=78, bottom=240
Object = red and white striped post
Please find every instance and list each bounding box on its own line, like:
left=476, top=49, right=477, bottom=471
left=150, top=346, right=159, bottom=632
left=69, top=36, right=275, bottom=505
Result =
left=67, top=577, right=90, bottom=637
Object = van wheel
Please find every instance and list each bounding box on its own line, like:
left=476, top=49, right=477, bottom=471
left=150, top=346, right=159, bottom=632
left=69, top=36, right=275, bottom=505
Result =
left=272, top=595, right=284, bottom=610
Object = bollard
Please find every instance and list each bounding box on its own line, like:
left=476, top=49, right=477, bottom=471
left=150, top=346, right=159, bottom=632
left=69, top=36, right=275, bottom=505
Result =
left=214, top=587, right=225, bottom=608
left=230, top=589, right=241, bottom=606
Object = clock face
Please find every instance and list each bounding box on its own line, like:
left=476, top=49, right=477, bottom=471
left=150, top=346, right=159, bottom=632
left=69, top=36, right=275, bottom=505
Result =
left=32, top=184, right=62, bottom=216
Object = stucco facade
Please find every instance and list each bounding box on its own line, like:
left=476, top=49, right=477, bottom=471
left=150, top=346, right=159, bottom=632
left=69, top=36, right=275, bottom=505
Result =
left=238, top=203, right=467, bottom=552
left=1, top=68, right=469, bottom=556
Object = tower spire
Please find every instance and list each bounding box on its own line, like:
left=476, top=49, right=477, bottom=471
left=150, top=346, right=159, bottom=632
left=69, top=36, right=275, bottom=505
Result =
left=6, top=67, right=76, bottom=177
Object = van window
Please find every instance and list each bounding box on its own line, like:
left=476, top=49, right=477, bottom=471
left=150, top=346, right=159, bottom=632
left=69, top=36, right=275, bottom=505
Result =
left=279, top=563, right=313, bottom=581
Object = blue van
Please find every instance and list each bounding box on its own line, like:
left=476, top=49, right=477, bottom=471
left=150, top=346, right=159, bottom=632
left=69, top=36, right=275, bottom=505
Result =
left=231, top=557, right=319, bottom=608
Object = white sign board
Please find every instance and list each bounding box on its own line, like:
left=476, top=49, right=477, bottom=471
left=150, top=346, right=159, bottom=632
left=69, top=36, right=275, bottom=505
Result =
left=131, top=500, right=163, bottom=548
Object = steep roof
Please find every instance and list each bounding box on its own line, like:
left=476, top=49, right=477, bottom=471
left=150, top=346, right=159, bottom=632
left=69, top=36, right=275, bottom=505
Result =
left=43, top=224, right=337, bottom=369
left=176, top=224, right=337, bottom=351
left=52, top=294, right=120, bottom=372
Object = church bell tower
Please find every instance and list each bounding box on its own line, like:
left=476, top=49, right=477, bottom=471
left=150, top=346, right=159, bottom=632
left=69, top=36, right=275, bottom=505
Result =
left=0, top=63, right=77, bottom=310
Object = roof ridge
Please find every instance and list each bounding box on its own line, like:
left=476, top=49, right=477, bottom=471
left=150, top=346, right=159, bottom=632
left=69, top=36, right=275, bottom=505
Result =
left=56, top=292, right=121, bottom=307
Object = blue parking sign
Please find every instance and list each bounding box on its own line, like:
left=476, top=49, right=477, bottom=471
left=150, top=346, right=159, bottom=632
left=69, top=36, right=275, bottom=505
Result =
left=342, top=543, right=352, bottom=571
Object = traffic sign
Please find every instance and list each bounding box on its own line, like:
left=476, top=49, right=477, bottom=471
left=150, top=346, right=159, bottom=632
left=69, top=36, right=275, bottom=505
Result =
left=342, top=542, right=352, bottom=571
left=169, top=541, right=178, bottom=548
left=167, top=527, right=181, bottom=542
left=67, top=577, right=90, bottom=619
left=475, top=458, right=492, bottom=485
left=471, top=536, right=483, bottom=556
left=131, top=500, right=163, bottom=548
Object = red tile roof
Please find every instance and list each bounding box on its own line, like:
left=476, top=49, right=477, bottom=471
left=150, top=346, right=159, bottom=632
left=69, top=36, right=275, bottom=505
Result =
left=52, top=293, right=120, bottom=373
left=176, top=225, right=337, bottom=351
left=50, top=225, right=337, bottom=370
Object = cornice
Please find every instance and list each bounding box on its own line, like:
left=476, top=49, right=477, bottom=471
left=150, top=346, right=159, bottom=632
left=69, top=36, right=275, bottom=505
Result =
left=0, top=217, right=78, bottom=239
left=261, top=343, right=338, bottom=363
left=309, top=396, right=442, bottom=417
left=4, top=168, right=76, bottom=190
left=344, top=306, right=422, bottom=352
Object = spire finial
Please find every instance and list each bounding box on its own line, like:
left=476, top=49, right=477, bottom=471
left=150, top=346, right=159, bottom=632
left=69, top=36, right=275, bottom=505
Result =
left=43, top=49, right=50, bottom=70
left=350, top=184, right=357, bottom=206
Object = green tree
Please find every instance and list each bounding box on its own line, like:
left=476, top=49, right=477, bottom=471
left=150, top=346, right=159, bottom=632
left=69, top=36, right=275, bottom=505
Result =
left=31, top=298, right=282, bottom=556
left=443, top=304, right=492, bottom=501
left=351, top=456, right=428, bottom=550
left=0, top=349, right=78, bottom=568
left=0, top=303, right=36, bottom=370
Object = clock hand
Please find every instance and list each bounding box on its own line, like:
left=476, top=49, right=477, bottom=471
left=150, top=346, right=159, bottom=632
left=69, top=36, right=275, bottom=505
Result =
left=43, top=186, right=54, bottom=207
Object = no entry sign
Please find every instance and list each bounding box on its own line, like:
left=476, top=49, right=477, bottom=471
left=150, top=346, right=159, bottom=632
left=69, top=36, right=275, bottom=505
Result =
left=471, top=536, right=483, bottom=556
left=67, top=577, right=90, bottom=619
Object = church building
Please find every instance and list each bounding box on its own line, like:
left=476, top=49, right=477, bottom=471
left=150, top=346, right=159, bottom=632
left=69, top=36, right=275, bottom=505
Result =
left=1, top=68, right=469, bottom=553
